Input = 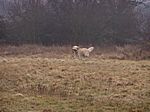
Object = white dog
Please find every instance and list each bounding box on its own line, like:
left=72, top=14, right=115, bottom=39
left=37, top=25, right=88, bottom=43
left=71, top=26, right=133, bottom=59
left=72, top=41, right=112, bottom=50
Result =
left=72, top=46, right=94, bottom=58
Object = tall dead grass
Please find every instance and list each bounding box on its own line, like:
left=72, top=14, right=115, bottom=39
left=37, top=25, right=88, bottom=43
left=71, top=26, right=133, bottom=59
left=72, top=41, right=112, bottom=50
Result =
left=0, top=44, right=149, bottom=60
left=0, top=44, right=71, bottom=58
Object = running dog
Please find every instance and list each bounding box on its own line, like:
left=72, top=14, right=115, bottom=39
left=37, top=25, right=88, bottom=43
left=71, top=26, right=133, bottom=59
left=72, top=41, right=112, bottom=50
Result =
left=72, top=46, right=94, bottom=58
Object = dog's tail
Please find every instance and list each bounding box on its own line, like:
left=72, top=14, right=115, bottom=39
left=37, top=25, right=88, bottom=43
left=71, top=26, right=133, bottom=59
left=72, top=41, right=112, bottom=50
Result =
left=88, top=47, right=94, bottom=52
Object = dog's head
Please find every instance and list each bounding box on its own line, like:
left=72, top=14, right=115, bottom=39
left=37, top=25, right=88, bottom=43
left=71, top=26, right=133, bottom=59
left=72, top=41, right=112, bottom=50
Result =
left=72, top=46, right=80, bottom=51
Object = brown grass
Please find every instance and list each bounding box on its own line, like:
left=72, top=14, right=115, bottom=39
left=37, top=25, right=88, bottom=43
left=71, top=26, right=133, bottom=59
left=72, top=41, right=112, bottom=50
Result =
left=0, top=45, right=150, bottom=112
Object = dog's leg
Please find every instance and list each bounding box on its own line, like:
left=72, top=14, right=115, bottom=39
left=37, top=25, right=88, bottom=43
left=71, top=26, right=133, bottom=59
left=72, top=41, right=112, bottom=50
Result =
left=78, top=52, right=84, bottom=60
left=72, top=50, right=78, bottom=58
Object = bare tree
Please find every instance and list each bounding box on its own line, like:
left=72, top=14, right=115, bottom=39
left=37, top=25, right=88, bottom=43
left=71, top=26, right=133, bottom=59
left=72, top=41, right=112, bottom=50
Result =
left=0, top=0, right=148, bottom=46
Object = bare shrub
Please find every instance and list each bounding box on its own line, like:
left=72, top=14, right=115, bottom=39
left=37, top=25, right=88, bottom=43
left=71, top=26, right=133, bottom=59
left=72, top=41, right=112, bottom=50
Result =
left=116, top=45, right=143, bottom=60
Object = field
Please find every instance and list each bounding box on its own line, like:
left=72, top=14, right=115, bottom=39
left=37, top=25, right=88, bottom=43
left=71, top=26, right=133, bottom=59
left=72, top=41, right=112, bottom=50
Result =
left=0, top=45, right=150, bottom=112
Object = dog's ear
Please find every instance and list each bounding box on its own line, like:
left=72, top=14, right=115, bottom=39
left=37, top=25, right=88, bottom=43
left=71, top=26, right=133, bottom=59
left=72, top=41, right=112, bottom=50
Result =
left=88, top=47, right=94, bottom=52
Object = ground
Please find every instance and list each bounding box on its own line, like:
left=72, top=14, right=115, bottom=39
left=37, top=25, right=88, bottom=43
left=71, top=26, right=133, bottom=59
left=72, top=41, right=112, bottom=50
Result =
left=0, top=45, right=150, bottom=112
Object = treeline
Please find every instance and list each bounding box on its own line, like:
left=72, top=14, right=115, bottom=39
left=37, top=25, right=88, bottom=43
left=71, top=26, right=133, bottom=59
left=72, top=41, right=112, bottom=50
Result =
left=0, top=0, right=149, bottom=46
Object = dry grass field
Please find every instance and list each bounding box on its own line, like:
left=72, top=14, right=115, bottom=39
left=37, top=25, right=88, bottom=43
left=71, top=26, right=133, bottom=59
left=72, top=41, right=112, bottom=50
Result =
left=0, top=45, right=150, bottom=112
